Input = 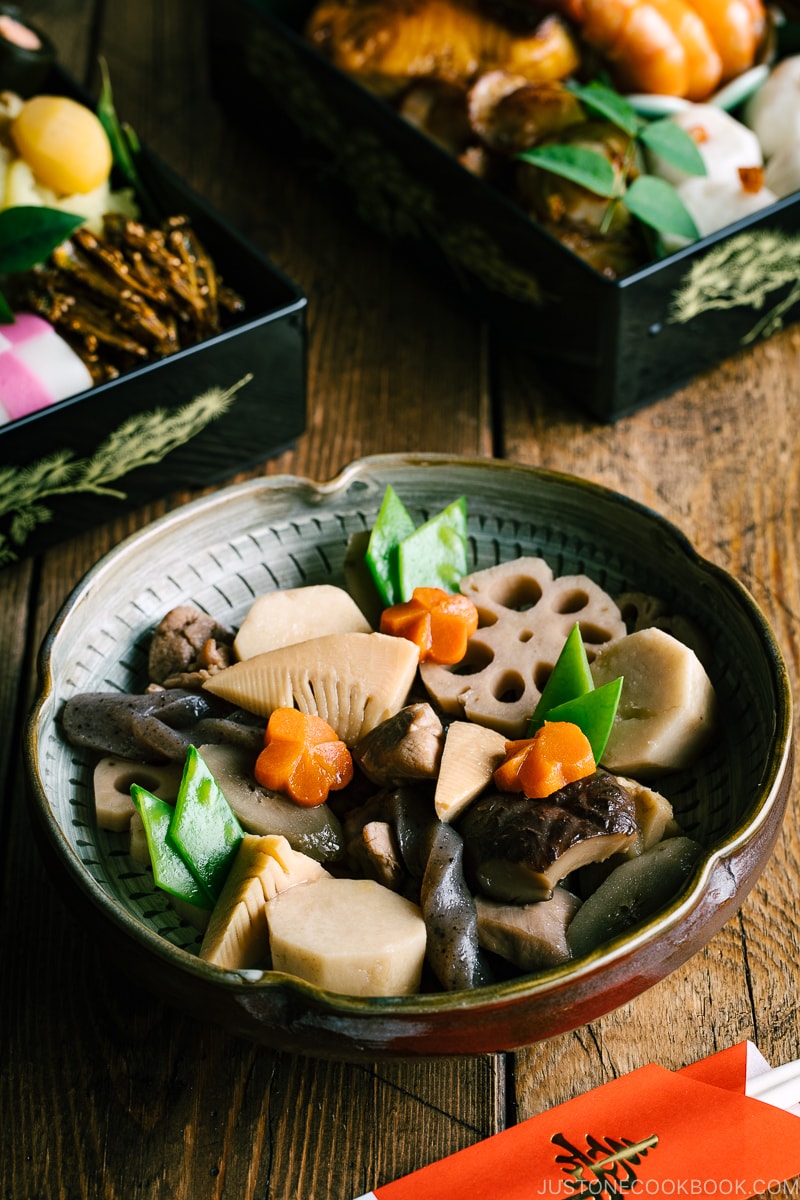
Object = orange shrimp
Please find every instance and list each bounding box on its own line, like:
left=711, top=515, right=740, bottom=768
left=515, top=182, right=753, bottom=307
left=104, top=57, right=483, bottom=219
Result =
left=686, top=0, right=765, bottom=81
left=579, top=0, right=721, bottom=99
left=568, top=0, right=765, bottom=99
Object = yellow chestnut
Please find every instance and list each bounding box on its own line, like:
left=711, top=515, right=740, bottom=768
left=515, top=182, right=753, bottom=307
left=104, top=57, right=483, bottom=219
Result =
left=11, top=94, right=112, bottom=196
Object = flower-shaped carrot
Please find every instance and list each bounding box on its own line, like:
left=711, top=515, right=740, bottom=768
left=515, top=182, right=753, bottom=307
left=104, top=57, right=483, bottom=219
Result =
left=255, top=707, right=353, bottom=808
left=493, top=720, right=596, bottom=800
left=380, top=586, right=478, bottom=665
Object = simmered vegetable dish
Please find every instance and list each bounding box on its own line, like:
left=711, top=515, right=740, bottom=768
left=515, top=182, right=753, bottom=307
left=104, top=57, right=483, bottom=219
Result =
left=62, top=487, right=717, bottom=997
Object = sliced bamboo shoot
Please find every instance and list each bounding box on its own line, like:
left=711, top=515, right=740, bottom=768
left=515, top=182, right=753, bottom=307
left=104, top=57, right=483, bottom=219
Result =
left=265, top=876, right=427, bottom=996
left=203, top=632, right=420, bottom=745
left=434, top=721, right=507, bottom=822
left=234, top=585, right=372, bottom=659
left=199, top=833, right=329, bottom=969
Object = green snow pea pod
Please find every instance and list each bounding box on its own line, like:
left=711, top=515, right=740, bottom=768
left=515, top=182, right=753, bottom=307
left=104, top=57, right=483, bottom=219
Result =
left=365, top=485, right=416, bottom=607
left=528, top=624, right=594, bottom=732
left=131, top=784, right=212, bottom=908
left=397, top=496, right=468, bottom=600
left=167, top=745, right=243, bottom=903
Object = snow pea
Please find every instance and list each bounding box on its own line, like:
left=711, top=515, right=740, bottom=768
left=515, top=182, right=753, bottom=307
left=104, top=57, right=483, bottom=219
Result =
left=528, top=624, right=593, bottom=730
left=397, top=496, right=468, bottom=600
left=131, top=784, right=212, bottom=908
left=528, top=623, right=622, bottom=762
left=365, top=485, right=416, bottom=606
left=167, top=745, right=243, bottom=903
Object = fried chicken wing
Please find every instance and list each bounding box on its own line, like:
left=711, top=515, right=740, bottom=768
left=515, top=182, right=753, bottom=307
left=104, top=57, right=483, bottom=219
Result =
left=306, top=0, right=579, bottom=96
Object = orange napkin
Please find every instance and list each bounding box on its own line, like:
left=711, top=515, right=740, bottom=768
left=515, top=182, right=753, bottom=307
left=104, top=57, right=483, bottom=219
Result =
left=357, top=1042, right=800, bottom=1199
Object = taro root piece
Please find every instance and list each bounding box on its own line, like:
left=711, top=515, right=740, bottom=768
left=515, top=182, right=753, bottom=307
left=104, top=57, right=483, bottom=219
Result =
left=458, top=771, right=638, bottom=902
left=198, top=743, right=344, bottom=863
left=420, top=820, right=493, bottom=991
left=566, top=836, right=704, bottom=958
left=93, top=754, right=184, bottom=832
left=421, top=556, right=625, bottom=737
left=590, top=627, right=717, bottom=777
left=265, top=876, right=428, bottom=996
left=475, top=886, right=582, bottom=971
left=306, top=0, right=579, bottom=98
left=467, top=70, right=584, bottom=155
left=234, top=585, right=372, bottom=660
left=148, top=605, right=235, bottom=689
left=434, top=719, right=508, bottom=822
left=199, top=834, right=330, bottom=970
left=203, top=631, right=420, bottom=746
left=61, top=688, right=240, bottom=762
left=353, top=702, right=444, bottom=786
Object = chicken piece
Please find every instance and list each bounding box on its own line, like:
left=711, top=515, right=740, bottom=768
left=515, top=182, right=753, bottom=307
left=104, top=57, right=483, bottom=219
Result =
left=148, top=605, right=236, bottom=689
left=306, top=0, right=580, bottom=98
left=360, top=820, right=406, bottom=889
left=353, top=703, right=444, bottom=786
left=476, top=887, right=582, bottom=971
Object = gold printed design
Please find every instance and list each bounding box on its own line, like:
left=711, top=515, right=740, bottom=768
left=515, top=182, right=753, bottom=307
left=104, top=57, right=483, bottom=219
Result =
left=669, top=230, right=800, bottom=344
left=0, top=374, right=253, bottom=564
left=244, top=22, right=543, bottom=304
left=552, top=1130, right=659, bottom=1197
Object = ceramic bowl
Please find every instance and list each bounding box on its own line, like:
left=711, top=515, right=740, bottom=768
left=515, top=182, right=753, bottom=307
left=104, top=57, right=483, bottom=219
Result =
left=25, top=454, right=793, bottom=1059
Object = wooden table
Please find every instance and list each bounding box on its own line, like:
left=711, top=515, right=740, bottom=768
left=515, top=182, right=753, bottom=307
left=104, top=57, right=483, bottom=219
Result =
left=3, top=1, right=800, bottom=1195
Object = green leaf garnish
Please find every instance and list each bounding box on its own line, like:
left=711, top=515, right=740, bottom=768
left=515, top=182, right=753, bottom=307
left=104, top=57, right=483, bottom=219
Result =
left=517, top=77, right=708, bottom=259
left=0, top=206, right=85, bottom=321
left=517, top=145, right=618, bottom=197
left=566, top=80, right=642, bottom=138
left=639, top=118, right=707, bottom=176
left=0, top=206, right=84, bottom=273
left=623, top=174, right=700, bottom=238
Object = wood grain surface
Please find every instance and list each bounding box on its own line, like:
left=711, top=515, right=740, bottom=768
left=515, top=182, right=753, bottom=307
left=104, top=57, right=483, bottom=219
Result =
left=2, top=1, right=799, bottom=1196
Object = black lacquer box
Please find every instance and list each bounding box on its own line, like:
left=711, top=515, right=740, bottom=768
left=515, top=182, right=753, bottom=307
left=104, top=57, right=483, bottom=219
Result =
left=0, top=69, right=307, bottom=570
left=209, top=0, right=800, bottom=421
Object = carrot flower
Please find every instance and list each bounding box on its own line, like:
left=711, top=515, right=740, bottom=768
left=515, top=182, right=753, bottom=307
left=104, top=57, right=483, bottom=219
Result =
left=493, top=720, right=596, bottom=800
left=255, top=707, right=353, bottom=807
left=380, top=586, right=478, bottom=664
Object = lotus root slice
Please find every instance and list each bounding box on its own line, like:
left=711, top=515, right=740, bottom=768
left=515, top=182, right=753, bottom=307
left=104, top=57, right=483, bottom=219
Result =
left=420, top=557, right=625, bottom=737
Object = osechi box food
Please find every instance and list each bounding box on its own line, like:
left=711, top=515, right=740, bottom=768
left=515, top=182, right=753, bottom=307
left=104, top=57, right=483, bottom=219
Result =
left=209, top=0, right=800, bottom=421
left=0, top=33, right=306, bottom=570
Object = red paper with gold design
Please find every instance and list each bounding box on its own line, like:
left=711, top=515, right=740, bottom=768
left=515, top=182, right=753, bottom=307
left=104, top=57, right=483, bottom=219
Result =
left=358, top=1044, right=800, bottom=1199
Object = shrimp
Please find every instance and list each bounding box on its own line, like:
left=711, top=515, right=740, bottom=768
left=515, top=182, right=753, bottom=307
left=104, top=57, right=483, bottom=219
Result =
left=687, top=0, right=766, bottom=81
left=579, top=0, right=721, bottom=99
left=564, top=0, right=765, bottom=99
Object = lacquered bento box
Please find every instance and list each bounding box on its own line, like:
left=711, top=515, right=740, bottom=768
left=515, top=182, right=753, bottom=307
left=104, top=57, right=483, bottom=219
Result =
left=208, top=0, right=800, bottom=421
left=0, top=67, right=307, bottom=571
